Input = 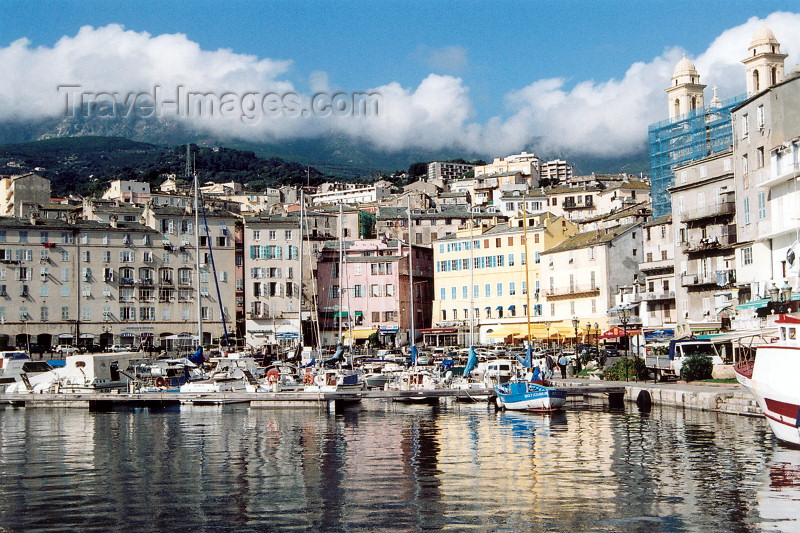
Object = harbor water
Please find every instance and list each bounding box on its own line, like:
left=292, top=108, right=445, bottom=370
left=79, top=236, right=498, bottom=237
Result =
left=0, top=400, right=798, bottom=532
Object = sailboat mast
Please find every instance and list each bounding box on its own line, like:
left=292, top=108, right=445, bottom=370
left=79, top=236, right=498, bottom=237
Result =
left=192, top=147, right=203, bottom=349
left=297, top=191, right=304, bottom=349
left=407, top=197, right=415, bottom=350
left=338, top=203, right=343, bottom=342
left=469, top=207, right=474, bottom=347
left=522, top=207, right=532, bottom=347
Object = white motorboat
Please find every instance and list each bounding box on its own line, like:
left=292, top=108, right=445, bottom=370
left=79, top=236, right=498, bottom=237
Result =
left=386, top=369, right=443, bottom=404
left=180, top=355, right=267, bottom=394
left=0, top=351, right=53, bottom=393
left=4, top=352, right=140, bottom=394
left=734, top=314, right=800, bottom=447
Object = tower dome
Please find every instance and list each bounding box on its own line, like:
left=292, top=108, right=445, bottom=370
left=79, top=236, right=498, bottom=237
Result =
left=673, top=56, right=698, bottom=77
left=750, top=26, right=779, bottom=48
left=743, top=25, right=787, bottom=94
left=666, top=56, right=705, bottom=118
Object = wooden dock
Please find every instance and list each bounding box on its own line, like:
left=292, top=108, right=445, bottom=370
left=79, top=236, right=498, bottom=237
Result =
left=1, top=382, right=625, bottom=410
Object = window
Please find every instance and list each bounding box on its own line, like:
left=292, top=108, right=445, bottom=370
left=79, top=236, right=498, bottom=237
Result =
left=143, top=251, right=153, bottom=263
left=451, top=286, right=456, bottom=299
left=370, top=284, right=380, bottom=297
left=61, top=306, right=70, bottom=320
left=743, top=197, right=750, bottom=225
left=742, top=154, right=749, bottom=175
left=385, top=284, right=395, bottom=297
left=496, top=283, right=503, bottom=297
left=484, top=284, right=491, bottom=297
left=509, top=282, right=516, bottom=296
left=253, top=230, right=261, bottom=240
left=741, top=246, right=753, bottom=266
left=757, top=105, right=765, bottom=130
left=120, top=251, right=135, bottom=263
left=757, top=191, right=766, bottom=220
left=741, top=114, right=749, bottom=138
left=757, top=147, right=765, bottom=168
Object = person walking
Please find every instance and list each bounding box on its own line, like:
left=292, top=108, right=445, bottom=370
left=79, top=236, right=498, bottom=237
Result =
left=558, top=354, right=569, bottom=379
left=545, top=353, right=556, bottom=379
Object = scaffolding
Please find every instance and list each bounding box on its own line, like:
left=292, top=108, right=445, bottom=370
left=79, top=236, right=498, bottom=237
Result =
left=648, top=94, right=747, bottom=219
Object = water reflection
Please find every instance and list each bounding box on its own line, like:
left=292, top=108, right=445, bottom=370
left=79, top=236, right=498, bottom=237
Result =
left=0, top=402, right=793, bottom=532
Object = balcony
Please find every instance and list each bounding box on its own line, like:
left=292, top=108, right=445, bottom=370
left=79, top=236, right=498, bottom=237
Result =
left=639, top=290, right=676, bottom=301
left=639, top=258, right=674, bottom=273
left=680, top=201, right=735, bottom=223
left=545, top=283, right=600, bottom=300
left=682, top=233, right=737, bottom=253
left=562, top=201, right=593, bottom=210
left=120, top=278, right=135, bottom=286
left=681, top=272, right=717, bottom=287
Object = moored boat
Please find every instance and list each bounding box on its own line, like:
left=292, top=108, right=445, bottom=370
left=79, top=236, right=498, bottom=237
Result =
left=734, top=314, right=800, bottom=447
left=494, top=380, right=567, bottom=412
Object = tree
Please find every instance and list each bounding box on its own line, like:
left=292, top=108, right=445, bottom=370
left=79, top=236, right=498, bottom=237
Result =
left=408, top=162, right=428, bottom=177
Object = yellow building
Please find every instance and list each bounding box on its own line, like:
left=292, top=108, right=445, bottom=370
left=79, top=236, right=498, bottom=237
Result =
left=431, top=212, right=578, bottom=345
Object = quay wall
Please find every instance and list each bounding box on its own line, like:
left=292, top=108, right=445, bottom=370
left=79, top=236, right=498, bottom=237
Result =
left=621, top=382, right=762, bottom=417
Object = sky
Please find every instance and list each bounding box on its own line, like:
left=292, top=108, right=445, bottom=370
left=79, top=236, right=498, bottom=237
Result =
left=1, top=1, right=799, bottom=161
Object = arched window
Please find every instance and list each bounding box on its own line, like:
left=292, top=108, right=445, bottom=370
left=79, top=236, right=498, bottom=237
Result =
left=690, top=97, right=697, bottom=110
left=753, top=70, right=760, bottom=92
left=771, top=67, right=777, bottom=85
left=674, top=99, right=680, bottom=117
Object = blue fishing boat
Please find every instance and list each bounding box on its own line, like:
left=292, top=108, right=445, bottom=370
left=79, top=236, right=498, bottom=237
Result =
left=494, top=380, right=567, bottom=411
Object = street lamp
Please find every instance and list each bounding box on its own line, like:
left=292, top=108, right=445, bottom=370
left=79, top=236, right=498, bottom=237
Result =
left=594, top=322, right=600, bottom=364
left=572, top=316, right=579, bottom=352
left=617, top=306, right=631, bottom=382
left=771, top=280, right=793, bottom=314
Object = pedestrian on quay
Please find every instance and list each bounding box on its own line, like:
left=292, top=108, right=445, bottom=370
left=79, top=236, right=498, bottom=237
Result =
left=558, top=354, right=569, bottom=379
left=545, top=353, right=556, bottom=379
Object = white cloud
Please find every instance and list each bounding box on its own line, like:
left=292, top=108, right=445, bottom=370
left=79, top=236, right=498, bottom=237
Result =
left=1, top=15, right=799, bottom=159
left=412, top=45, right=469, bottom=74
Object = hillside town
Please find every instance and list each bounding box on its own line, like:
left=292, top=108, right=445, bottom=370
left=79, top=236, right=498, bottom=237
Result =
left=0, top=27, right=797, bottom=364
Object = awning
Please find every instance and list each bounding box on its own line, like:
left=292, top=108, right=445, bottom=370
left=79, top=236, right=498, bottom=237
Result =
left=420, top=328, right=457, bottom=333
left=552, top=325, right=586, bottom=338
left=688, top=323, right=721, bottom=333
left=78, top=333, right=95, bottom=339
left=496, top=306, right=503, bottom=311
left=58, top=333, right=74, bottom=338
left=354, top=311, right=363, bottom=317
left=486, top=326, right=522, bottom=338
left=735, top=298, right=770, bottom=310
left=508, top=305, right=516, bottom=311
left=599, top=326, right=638, bottom=339
left=334, top=311, right=348, bottom=318
left=343, top=329, right=375, bottom=340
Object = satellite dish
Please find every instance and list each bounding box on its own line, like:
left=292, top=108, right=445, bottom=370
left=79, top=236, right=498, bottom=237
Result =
left=788, top=241, right=798, bottom=266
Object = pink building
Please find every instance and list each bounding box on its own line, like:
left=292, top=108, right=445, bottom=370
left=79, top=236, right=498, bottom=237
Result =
left=316, top=238, right=433, bottom=348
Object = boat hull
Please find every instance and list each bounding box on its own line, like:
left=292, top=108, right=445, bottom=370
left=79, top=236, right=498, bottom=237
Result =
left=495, top=381, right=567, bottom=412
left=734, top=343, right=800, bottom=447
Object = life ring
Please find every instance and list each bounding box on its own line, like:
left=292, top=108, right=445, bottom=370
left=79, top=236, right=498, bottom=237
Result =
left=266, top=369, right=280, bottom=384
left=154, top=377, right=167, bottom=388
left=303, top=373, right=314, bottom=385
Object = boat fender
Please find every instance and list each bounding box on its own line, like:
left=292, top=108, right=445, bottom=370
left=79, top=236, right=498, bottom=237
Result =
left=636, top=390, right=652, bottom=412
left=303, top=373, right=314, bottom=385
left=266, top=370, right=280, bottom=384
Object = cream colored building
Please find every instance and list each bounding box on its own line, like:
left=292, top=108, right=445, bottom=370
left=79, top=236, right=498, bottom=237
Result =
left=432, top=213, right=578, bottom=345
left=541, top=223, right=644, bottom=336
left=474, top=152, right=541, bottom=180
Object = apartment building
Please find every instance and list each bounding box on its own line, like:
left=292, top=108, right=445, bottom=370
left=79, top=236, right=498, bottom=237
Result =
left=670, top=151, right=737, bottom=330
left=0, top=203, right=237, bottom=351
left=431, top=213, right=578, bottom=345
left=474, top=152, right=541, bottom=181
left=638, top=215, right=676, bottom=333
left=427, top=161, right=474, bottom=182
left=540, top=159, right=573, bottom=183
left=0, top=173, right=51, bottom=217
left=375, top=205, right=505, bottom=247
left=541, top=223, right=644, bottom=335
left=315, top=238, right=434, bottom=348
left=731, top=62, right=800, bottom=312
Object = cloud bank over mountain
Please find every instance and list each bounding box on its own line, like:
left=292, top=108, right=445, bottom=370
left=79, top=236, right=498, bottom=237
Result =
left=1, top=13, right=798, bottom=159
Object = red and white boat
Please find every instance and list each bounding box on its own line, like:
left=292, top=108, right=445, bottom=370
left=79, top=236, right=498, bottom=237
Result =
left=734, top=314, right=800, bottom=447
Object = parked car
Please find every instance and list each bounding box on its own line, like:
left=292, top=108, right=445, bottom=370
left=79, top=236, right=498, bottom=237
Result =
left=54, top=344, right=78, bottom=355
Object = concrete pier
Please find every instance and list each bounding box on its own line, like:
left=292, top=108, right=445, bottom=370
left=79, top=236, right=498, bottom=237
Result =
left=1, top=383, right=627, bottom=410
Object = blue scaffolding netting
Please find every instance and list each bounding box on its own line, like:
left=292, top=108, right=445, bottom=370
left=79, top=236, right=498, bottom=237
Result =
left=648, top=94, right=748, bottom=219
